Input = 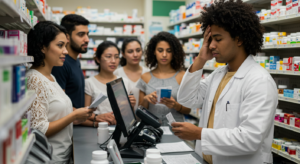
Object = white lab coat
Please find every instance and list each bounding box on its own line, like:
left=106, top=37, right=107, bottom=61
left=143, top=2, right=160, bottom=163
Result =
left=177, top=55, right=278, bottom=164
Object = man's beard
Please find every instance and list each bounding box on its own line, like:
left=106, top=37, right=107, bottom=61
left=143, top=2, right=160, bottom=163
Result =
left=70, top=38, right=88, bottom=53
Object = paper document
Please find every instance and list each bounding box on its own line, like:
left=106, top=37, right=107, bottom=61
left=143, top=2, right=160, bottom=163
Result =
left=162, top=154, right=201, bottom=164
left=166, top=112, right=176, bottom=126
left=156, top=141, right=193, bottom=153
left=160, top=126, right=172, bottom=135
left=89, top=93, right=107, bottom=109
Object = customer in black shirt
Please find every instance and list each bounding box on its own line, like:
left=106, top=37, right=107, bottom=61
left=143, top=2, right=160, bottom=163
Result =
left=52, top=14, right=115, bottom=126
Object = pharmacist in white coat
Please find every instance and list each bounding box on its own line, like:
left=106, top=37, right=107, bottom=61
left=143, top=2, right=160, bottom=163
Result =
left=172, top=1, right=278, bottom=164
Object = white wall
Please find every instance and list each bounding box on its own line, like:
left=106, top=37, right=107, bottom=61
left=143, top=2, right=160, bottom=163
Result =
left=47, top=0, right=144, bottom=17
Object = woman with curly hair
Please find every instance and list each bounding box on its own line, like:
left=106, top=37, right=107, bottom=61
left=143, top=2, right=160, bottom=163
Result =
left=136, top=31, right=191, bottom=125
left=172, top=1, right=277, bottom=164
left=114, top=38, right=149, bottom=110
left=26, top=21, right=94, bottom=163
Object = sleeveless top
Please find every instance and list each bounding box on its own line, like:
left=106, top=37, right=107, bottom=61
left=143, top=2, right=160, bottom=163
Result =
left=136, top=71, right=184, bottom=126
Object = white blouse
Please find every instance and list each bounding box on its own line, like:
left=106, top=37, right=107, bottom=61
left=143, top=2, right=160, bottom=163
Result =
left=85, top=76, right=134, bottom=114
left=114, top=67, right=149, bottom=110
left=26, top=69, right=73, bottom=163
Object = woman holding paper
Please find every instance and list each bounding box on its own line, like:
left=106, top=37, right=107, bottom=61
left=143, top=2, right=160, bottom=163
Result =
left=83, top=41, right=136, bottom=126
left=26, top=21, right=95, bottom=163
left=114, top=38, right=150, bottom=110
left=137, top=32, right=191, bottom=125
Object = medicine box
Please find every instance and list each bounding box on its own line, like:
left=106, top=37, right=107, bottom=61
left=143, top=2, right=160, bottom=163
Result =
left=295, top=118, right=300, bottom=128
left=270, top=56, right=280, bottom=64
left=284, top=89, right=294, bottom=98
left=284, top=114, right=295, bottom=125
left=270, top=64, right=277, bottom=70
left=294, top=88, right=300, bottom=100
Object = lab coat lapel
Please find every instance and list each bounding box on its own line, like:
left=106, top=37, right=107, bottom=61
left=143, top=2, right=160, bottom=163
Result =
left=204, top=68, right=226, bottom=128
left=217, top=55, right=255, bottom=102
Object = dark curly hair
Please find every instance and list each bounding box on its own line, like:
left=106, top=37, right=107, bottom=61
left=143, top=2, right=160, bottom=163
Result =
left=95, top=41, right=120, bottom=72
left=201, top=0, right=264, bottom=55
left=145, top=32, right=185, bottom=71
left=120, top=38, right=142, bottom=66
left=28, top=21, right=67, bottom=67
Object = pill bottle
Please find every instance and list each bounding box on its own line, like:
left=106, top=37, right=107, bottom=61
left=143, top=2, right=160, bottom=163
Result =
left=146, top=154, right=162, bottom=164
left=97, top=122, right=109, bottom=144
left=91, top=151, right=109, bottom=164
left=285, top=142, right=293, bottom=152
left=145, top=149, right=161, bottom=164
left=289, top=145, right=297, bottom=155
left=279, top=113, right=285, bottom=123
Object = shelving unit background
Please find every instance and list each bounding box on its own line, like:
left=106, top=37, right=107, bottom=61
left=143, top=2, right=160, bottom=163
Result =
left=173, top=0, right=300, bottom=163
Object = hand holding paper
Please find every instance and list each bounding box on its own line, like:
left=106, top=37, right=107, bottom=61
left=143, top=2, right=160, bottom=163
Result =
left=89, top=93, right=107, bottom=109
left=166, top=112, right=176, bottom=127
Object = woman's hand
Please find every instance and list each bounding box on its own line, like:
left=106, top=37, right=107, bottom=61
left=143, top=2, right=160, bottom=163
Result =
left=144, top=91, right=158, bottom=105
left=128, top=95, right=136, bottom=108
left=96, top=112, right=116, bottom=125
left=73, top=107, right=94, bottom=122
left=160, top=97, right=178, bottom=109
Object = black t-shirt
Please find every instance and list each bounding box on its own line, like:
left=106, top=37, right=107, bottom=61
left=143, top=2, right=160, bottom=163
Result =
left=52, top=55, right=85, bottom=108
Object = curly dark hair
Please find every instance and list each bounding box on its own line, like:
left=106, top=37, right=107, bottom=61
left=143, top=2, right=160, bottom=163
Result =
left=28, top=21, right=67, bottom=67
left=201, top=0, right=264, bottom=55
left=145, top=32, right=185, bottom=71
left=120, top=38, right=142, bottom=66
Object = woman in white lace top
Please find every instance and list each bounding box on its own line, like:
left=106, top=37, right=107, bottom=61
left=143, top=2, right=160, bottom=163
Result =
left=26, top=21, right=94, bottom=164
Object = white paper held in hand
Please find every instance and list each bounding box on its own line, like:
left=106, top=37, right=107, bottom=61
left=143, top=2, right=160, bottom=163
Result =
left=89, top=93, right=107, bottom=109
left=166, top=112, right=176, bottom=126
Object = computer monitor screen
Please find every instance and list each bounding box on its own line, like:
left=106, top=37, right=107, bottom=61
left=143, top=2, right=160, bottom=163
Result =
left=107, top=78, right=136, bottom=135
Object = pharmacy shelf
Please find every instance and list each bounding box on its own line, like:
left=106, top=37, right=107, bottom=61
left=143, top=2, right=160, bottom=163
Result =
left=81, top=66, right=98, bottom=70
left=185, top=50, right=199, bottom=54
left=261, top=13, right=300, bottom=26
left=15, top=134, right=36, bottom=164
left=0, top=56, right=34, bottom=66
left=0, top=90, right=36, bottom=141
left=26, top=0, right=47, bottom=21
left=203, top=67, right=217, bottom=71
left=177, top=31, right=203, bottom=39
left=272, top=148, right=300, bottom=164
left=89, top=20, right=144, bottom=24
left=168, top=14, right=202, bottom=27
left=89, top=33, right=141, bottom=37
left=274, top=121, right=300, bottom=134
left=189, top=113, right=200, bottom=120
left=0, top=0, right=32, bottom=31
left=242, top=0, right=270, bottom=4
left=278, top=96, right=300, bottom=105
left=79, top=57, right=94, bottom=60
left=262, top=44, right=300, bottom=50
left=268, top=70, right=300, bottom=76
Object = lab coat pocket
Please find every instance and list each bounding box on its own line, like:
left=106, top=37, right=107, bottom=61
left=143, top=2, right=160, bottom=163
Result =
left=226, top=103, right=240, bottom=128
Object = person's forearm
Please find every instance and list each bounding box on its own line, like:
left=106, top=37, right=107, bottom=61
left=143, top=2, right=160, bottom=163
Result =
left=88, top=113, right=96, bottom=121
left=175, top=103, right=191, bottom=114
left=45, top=112, right=76, bottom=137
left=80, top=119, right=95, bottom=127
left=140, top=97, right=149, bottom=109
left=190, top=56, right=207, bottom=73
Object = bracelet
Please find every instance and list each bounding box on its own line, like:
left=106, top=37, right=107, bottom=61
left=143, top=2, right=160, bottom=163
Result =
left=178, top=105, right=183, bottom=112
left=93, top=114, right=98, bottom=128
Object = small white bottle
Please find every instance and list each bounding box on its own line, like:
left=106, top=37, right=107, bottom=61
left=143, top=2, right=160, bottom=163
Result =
left=145, top=149, right=161, bottom=164
left=146, top=154, right=162, bottom=164
left=91, top=150, right=109, bottom=164
left=97, top=122, right=109, bottom=144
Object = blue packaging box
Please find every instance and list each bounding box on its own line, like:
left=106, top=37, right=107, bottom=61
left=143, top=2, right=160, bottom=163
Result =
left=161, top=89, right=171, bottom=99
left=284, top=89, right=294, bottom=98
left=270, top=56, right=280, bottom=64
left=270, top=64, right=277, bottom=70
left=12, top=66, right=21, bottom=103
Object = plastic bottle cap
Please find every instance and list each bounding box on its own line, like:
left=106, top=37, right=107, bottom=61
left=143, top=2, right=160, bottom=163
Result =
left=279, top=113, right=285, bottom=117
left=289, top=146, right=296, bottom=150
left=98, top=122, right=108, bottom=128
left=92, top=150, right=107, bottom=161
left=146, top=149, right=161, bottom=155
left=286, top=142, right=292, bottom=145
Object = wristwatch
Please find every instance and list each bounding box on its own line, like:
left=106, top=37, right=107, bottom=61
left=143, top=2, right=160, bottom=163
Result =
left=93, top=114, right=98, bottom=128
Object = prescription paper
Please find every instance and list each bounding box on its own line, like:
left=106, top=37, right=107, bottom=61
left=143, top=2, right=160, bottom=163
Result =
left=160, top=126, right=173, bottom=135
left=162, top=154, right=201, bottom=164
left=166, top=112, right=176, bottom=126
left=89, top=93, right=107, bottom=109
left=156, top=141, right=193, bottom=153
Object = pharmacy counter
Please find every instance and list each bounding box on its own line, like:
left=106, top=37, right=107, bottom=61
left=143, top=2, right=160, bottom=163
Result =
left=73, top=126, right=207, bottom=164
